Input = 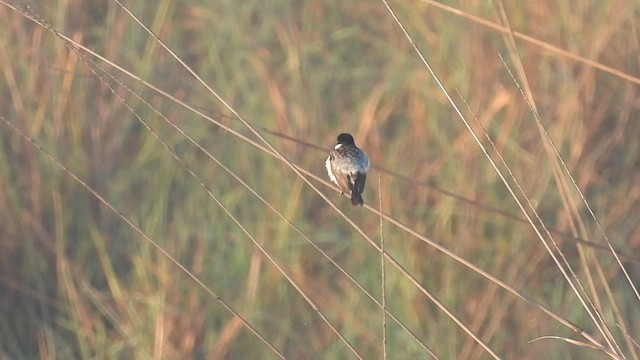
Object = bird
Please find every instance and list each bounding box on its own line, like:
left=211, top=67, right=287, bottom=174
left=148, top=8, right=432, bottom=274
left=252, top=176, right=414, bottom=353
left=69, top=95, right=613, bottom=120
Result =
left=325, top=133, right=370, bottom=206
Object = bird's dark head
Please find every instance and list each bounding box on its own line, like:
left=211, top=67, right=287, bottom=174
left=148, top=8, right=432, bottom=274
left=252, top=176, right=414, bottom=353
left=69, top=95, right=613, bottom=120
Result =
left=336, top=133, right=355, bottom=145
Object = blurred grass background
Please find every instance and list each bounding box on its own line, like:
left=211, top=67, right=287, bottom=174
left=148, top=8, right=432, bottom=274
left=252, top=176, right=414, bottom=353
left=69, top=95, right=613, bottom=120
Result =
left=0, top=0, right=639, bottom=359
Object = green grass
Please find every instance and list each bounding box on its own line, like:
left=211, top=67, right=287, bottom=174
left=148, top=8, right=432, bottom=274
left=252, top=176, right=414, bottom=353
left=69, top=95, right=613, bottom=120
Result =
left=0, top=0, right=639, bottom=359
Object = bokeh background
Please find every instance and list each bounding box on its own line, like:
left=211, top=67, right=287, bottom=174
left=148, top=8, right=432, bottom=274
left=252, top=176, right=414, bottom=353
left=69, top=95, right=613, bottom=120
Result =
left=0, top=0, right=638, bottom=359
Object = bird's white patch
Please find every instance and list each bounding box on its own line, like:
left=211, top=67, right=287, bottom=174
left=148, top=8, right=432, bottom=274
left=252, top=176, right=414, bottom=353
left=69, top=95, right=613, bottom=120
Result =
left=325, top=156, right=337, bottom=184
left=334, top=143, right=343, bottom=149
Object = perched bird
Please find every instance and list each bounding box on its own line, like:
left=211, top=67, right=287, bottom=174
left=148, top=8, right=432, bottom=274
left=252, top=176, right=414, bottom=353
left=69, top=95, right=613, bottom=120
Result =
left=325, top=133, right=370, bottom=206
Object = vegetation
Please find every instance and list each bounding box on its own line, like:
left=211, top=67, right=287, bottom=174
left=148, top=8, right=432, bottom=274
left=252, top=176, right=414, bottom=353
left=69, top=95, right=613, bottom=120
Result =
left=0, top=0, right=638, bottom=358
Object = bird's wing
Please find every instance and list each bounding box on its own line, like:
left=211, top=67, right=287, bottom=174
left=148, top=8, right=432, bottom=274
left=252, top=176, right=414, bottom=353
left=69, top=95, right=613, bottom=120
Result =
left=354, top=172, right=366, bottom=195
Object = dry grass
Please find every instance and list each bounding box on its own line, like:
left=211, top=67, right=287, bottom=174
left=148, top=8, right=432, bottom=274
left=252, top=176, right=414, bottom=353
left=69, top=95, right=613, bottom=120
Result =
left=0, top=0, right=638, bottom=359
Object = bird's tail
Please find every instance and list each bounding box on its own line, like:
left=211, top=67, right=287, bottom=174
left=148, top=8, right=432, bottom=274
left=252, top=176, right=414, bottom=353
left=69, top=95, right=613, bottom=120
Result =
left=351, top=172, right=366, bottom=206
